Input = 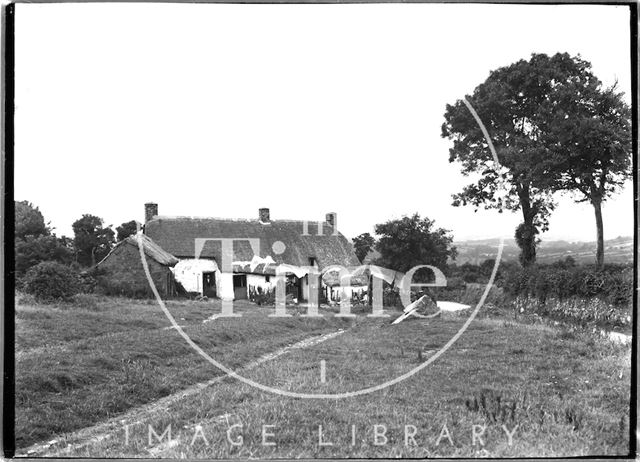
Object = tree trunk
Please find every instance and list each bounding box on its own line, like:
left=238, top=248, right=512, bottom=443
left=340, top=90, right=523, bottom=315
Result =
left=516, top=219, right=537, bottom=267
left=592, top=199, right=604, bottom=270
left=516, top=184, right=537, bottom=267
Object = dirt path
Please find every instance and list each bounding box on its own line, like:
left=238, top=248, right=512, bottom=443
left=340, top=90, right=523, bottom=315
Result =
left=18, top=329, right=346, bottom=457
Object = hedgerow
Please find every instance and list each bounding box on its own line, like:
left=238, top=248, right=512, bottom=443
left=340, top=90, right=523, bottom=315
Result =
left=502, top=264, right=632, bottom=307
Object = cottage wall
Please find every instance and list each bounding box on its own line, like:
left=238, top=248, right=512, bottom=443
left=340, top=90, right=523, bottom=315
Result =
left=97, top=242, right=174, bottom=297
left=172, top=259, right=218, bottom=294
left=247, top=274, right=274, bottom=292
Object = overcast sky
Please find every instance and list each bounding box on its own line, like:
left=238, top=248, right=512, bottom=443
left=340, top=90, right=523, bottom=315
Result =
left=14, top=3, right=633, bottom=242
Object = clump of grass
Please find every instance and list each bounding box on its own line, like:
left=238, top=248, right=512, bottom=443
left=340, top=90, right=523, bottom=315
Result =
left=464, top=389, right=587, bottom=433
left=558, top=328, right=576, bottom=340
left=513, top=296, right=631, bottom=330
left=67, top=293, right=106, bottom=311
left=465, top=388, right=519, bottom=424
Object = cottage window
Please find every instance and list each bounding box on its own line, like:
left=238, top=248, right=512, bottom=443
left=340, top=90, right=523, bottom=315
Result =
left=265, top=275, right=271, bottom=283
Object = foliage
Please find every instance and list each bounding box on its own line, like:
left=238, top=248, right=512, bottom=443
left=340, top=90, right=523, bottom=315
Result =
left=551, top=255, right=577, bottom=269
left=448, top=262, right=483, bottom=283
left=441, top=53, right=611, bottom=266
left=374, top=213, right=456, bottom=278
left=502, top=263, right=632, bottom=307
left=352, top=232, right=376, bottom=263
left=22, top=261, right=80, bottom=301
left=513, top=296, right=631, bottom=330
left=15, top=235, right=74, bottom=277
left=15, top=200, right=49, bottom=240
left=249, top=286, right=276, bottom=305
left=446, top=259, right=507, bottom=284
left=116, top=220, right=139, bottom=241
left=536, top=82, right=631, bottom=199
left=533, top=78, right=632, bottom=269
left=72, top=214, right=115, bottom=267
left=77, top=267, right=103, bottom=294
left=14, top=201, right=74, bottom=279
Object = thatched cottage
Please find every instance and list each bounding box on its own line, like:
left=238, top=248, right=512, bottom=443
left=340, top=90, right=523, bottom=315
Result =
left=142, top=203, right=367, bottom=302
left=94, top=233, right=179, bottom=297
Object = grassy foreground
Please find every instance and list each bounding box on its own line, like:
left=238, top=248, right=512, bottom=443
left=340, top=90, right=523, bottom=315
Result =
left=16, top=294, right=632, bottom=457
left=15, top=294, right=352, bottom=449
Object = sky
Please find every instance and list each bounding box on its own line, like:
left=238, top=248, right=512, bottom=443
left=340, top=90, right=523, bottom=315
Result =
left=14, top=3, right=633, bottom=242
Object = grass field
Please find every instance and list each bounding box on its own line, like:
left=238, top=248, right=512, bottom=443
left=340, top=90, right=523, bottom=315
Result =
left=15, top=294, right=352, bottom=449
left=16, top=293, right=632, bottom=457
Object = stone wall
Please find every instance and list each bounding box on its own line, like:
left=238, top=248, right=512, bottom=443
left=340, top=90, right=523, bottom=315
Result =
left=97, top=242, right=175, bottom=297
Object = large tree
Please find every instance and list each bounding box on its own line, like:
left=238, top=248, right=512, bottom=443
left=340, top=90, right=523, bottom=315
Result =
left=116, top=220, right=139, bottom=241
left=14, top=201, right=74, bottom=277
left=442, top=53, right=597, bottom=266
left=15, top=200, right=49, bottom=239
left=535, top=79, right=632, bottom=269
left=72, top=214, right=115, bottom=267
left=374, top=213, right=456, bottom=277
left=352, top=232, right=376, bottom=263
left=15, top=235, right=74, bottom=277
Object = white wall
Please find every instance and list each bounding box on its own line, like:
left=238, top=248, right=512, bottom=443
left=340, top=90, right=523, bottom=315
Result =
left=247, top=274, right=274, bottom=292
left=172, top=259, right=218, bottom=294
left=174, top=260, right=365, bottom=303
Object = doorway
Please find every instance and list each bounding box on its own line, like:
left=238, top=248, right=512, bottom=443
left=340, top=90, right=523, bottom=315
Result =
left=233, top=274, right=248, bottom=300
left=202, top=272, right=217, bottom=298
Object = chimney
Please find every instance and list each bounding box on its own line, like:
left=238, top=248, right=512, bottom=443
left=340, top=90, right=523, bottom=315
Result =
left=325, top=212, right=337, bottom=228
left=259, top=207, right=270, bottom=223
left=145, top=203, right=158, bottom=223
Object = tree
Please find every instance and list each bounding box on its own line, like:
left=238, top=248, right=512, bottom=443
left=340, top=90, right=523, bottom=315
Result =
left=72, top=214, right=115, bottom=267
left=374, top=213, right=457, bottom=279
left=15, top=235, right=74, bottom=277
left=15, top=200, right=49, bottom=239
left=442, top=53, right=596, bottom=266
left=535, top=78, right=632, bottom=269
left=14, top=201, right=74, bottom=278
left=479, top=258, right=496, bottom=278
left=116, top=220, right=139, bottom=241
left=352, top=232, right=376, bottom=263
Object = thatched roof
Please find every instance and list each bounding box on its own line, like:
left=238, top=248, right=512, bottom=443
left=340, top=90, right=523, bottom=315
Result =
left=144, top=216, right=359, bottom=270
left=98, top=233, right=179, bottom=267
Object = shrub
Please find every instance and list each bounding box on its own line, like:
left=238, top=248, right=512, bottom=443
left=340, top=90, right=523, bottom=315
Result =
left=15, top=234, right=74, bottom=278
left=249, top=286, right=276, bottom=305
left=22, top=261, right=80, bottom=302
left=501, top=263, right=632, bottom=307
left=77, top=270, right=99, bottom=294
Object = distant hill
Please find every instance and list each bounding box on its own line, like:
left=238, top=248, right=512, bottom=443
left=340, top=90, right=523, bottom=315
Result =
left=453, top=236, right=633, bottom=265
